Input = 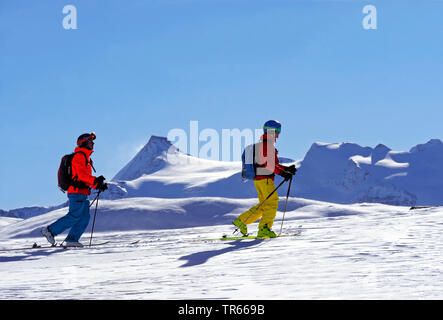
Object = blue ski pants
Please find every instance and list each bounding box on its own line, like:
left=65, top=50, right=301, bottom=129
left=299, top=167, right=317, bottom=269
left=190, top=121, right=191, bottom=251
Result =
left=49, top=193, right=90, bottom=242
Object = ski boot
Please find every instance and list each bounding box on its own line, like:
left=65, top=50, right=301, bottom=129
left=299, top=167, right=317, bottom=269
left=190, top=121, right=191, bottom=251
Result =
left=41, top=227, right=55, bottom=245
left=232, top=218, right=248, bottom=236
left=63, top=241, right=84, bottom=248
left=257, top=224, right=277, bottom=238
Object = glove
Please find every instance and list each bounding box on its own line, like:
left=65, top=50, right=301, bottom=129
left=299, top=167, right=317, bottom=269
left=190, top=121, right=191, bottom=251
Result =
left=99, top=183, right=108, bottom=192
left=285, top=165, right=297, bottom=175
left=94, top=175, right=107, bottom=191
left=281, top=171, right=292, bottom=181
left=94, top=175, right=106, bottom=186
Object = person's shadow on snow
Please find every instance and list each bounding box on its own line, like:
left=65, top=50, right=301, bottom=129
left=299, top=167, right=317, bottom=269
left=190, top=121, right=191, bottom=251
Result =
left=0, top=248, right=66, bottom=263
left=179, top=239, right=264, bottom=267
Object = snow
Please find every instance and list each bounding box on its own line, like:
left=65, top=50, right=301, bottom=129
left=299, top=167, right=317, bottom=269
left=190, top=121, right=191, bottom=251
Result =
left=374, top=157, right=409, bottom=169
left=295, top=139, right=443, bottom=206
left=1, top=136, right=443, bottom=299
left=0, top=200, right=442, bottom=299
left=96, top=136, right=443, bottom=206
left=0, top=217, right=21, bottom=228
left=105, top=136, right=261, bottom=200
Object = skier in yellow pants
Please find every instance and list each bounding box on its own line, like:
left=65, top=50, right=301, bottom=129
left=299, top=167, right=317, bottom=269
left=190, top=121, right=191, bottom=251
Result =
left=238, top=178, right=280, bottom=230
left=233, top=120, right=296, bottom=238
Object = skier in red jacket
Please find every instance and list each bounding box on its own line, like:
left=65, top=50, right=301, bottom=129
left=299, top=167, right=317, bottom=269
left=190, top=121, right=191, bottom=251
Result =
left=41, top=133, right=108, bottom=247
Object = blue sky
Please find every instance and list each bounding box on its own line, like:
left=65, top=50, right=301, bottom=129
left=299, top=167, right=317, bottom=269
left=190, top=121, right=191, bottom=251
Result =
left=1, top=0, right=442, bottom=210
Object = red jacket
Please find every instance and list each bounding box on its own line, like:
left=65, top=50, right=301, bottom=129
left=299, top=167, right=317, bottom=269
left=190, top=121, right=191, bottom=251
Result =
left=68, top=147, right=97, bottom=195
left=255, top=133, right=286, bottom=180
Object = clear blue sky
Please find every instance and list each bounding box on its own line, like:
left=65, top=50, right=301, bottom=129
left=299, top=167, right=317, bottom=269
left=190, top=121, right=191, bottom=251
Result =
left=1, top=0, right=442, bottom=210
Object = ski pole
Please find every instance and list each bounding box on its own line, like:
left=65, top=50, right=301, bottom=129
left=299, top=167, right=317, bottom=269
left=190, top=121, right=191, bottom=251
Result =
left=235, top=178, right=287, bottom=234
left=89, top=190, right=101, bottom=246
left=278, top=176, right=293, bottom=236
left=89, top=191, right=100, bottom=208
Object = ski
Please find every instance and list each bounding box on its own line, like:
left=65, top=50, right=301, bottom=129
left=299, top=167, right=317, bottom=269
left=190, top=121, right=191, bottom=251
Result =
left=0, top=241, right=110, bottom=252
left=61, top=241, right=110, bottom=249
left=0, top=243, right=59, bottom=252
left=192, top=226, right=303, bottom=242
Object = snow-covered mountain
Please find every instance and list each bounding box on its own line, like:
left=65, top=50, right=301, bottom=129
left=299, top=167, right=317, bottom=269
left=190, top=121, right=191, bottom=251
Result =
left=105, top=135, right=443, bottom=206
left=0, top=203, right=68, bottom=220
left=2, top=136, right=443, bottom=221
left=295, top=139, right=443, bottom=206
left=105, top=135, right=295, bottom=200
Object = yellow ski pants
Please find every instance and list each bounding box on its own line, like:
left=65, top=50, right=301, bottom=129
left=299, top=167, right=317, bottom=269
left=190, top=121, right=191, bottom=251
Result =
left=238, top=178, right=279, bottom=229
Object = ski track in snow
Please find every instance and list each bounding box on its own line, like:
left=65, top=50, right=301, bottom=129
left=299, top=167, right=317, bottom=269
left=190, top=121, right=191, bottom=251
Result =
left=0, top=205, right=442, bottom=299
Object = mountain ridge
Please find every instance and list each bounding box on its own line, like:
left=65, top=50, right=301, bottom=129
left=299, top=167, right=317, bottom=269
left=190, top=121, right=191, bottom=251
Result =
left=2, top=137, right=443, bottom=219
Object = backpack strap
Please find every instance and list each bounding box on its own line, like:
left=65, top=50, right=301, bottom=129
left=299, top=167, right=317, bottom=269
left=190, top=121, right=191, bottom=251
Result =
left=73, top=151, right=96, bottom=172
left=254, top=142, right=266, bottom=168
left=71, top=151, right=94, bottom=191
left=74, top=151, right=88, bottom=166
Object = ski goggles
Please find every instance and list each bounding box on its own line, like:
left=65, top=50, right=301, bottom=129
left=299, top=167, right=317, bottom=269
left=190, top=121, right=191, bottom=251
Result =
left=77, top=132, right=96, bottom=145
left=263, top=126, right=281, bottom=134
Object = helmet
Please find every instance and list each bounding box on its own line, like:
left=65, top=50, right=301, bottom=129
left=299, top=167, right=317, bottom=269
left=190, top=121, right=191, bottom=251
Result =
left=77, top=132, right=96, bottom=146
left=263, top=120, right=281, bottom=134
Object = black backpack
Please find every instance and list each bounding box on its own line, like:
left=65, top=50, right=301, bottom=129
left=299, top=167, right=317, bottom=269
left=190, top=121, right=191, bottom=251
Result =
left=57, top=151, right=92, bottom=192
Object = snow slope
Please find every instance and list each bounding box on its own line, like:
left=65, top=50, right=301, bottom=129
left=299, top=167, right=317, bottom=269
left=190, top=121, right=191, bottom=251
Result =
left=0, top=200, right=442, bottom=299
left=0, top=196, right=311, bottom=240
left=0, top=217, right=21, bottom=228
left=0, top=203, right=68, bottom=220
